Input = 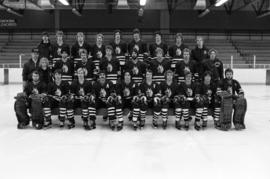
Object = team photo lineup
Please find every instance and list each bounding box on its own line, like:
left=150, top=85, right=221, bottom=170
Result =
left=14, top=29, right=247, bottom=131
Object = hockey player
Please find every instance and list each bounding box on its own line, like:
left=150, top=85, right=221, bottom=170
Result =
left=115, top=71, right=138, bottom=130
left=51, top=31, right=70, bottom=68
left=54, top=48, right=74, bottom=84
left=202, top=49, right=224, bottom=82
left=70, top=68, right=96, bottom=130
left=74, top=49, right=95, bottom=82
left=191, top=36, right=209, bottom=80
left=176, top=71, right=198, bottom=130
left=92, top=33, right=106, bottom=70
left=100, top=45, right=120, bottom=84
left=175, top=48, right=197, bottom=84
left=149, top=31, right=168, bottom=58
left=110, top=30, right=128, bottom=67
left=218, top=68, right=246, bottom=130
left=71, top=32, right=92, bottom=64
left=158, top=70, right=178, bottom=129
left=22, top=48, right=40, bottom=88
left=37, top=31, right=53, bottom=62
left=168, top=33, right=189, bottom=69
left=195, top=71, right=218, bottom=130
left=124, top=48, right=147, bottom=85
left=128, top=28, right=148, bottom=61
left=134, top=70, right=160, bottom=129
left=93, top=71, right=116, bottom=130
left=43, top=69, right=70, bottom=128
left=23, top=70, right=47, bottom=129
left=149, top=48, right=171, bottom=84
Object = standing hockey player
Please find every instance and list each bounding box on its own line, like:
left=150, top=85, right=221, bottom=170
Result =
left=218, top=68, right=246, bottom=130
left=159, top=70, right=178, bottom=129
left=70, top=68, right=96, bottom=130
left=124, top=48, right=147, bottom=85
left=51, top=31, right=70, bottom=68
left=92, top=33, right=106, bottom=70
left=128, top=28, right=148, bottom=61
left=149, top=48, right=171, bottom=84
left=37, top=31, right=53, bottom=62
left=100, top=45, right=120, bottom=84
left=54, top=49, right=74, bottom=84
left=149, top=31, right=168, bottom=58
left=175, top=48, right=197, bottom=83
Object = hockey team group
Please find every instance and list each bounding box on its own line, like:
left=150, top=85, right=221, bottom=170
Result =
left=14, top=29, right=247, bottom=132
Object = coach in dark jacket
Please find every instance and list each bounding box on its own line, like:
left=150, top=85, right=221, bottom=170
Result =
left=22, top=48, right=40, bottom=88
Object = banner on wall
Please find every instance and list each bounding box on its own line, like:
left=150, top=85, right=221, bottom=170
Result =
left=0, top=19, right=17, bottom=27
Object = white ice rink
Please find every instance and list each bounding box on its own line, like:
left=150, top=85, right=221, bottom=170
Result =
left=0, top=84, right=270, bottom=179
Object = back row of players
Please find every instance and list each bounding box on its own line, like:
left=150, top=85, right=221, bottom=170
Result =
left=20, top=29, right=245, bottom=131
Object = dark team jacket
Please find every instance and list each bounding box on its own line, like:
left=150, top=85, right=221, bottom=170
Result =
left=22, top=59, right=40, bottom=82
left=202, top=58, right=224, bottom=80
left=71, top=41, right=92, bottom=59
left=116, top=81, right=137, bottom=100
left=70, top=79, right=93, bottom=97
left=93, top=80, right=115, bottom=101
left=218, top=79, right=243, bottom=96
left=37, top=41, right=53, bottom=60
left=159, top=81, right=179, bottom=99
left=128, top=40, right=148, bottom=55
left=175, top=60, right=197, bottom=82
left=191, top=46, right=209, bottom=77
left=75, top=60, right=96, bottom=80
left=110, top=41, right=128, bottom=56
left=124, top=59, right=147, bottom=84
left=168, top=43, right=189, bottom=58
left=47, top=81, right=70, bottom=96
left=149, top=42, right=168, bottom=57
left=24, top=81, right=47, bottom=97
left=38, top=68, right=52, bottom=85
left=138, top=81, right=160, bottom=99
left=51, top=42, right=70, bottom=58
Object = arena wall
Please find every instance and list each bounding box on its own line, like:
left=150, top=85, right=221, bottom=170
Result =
left=1, top=68, right=269, bottom=85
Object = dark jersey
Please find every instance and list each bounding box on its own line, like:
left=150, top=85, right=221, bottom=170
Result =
left=128, top=40, right=148, bottom=61
left=159, top=81, right=178, bottom=99
left=71, top=41, right=92, bottom=59
left=22, top=59, right=40, bottom=82
left=196, top=82, right=217, bottom=103
left=54, top=59, right=74, bottom=83
left=70, top=79, right=93, bottom=97
left=93, top=80, right=115, bottom=102
left=178, top=82, right=198, bottom=99
left=110, top=41, right=128, bottom=66
left=149, top=58, right=171, bottom=84
left=218, top=79, right=244, bottom=96
left=168, top=43, right=189, bottom=69
left=124, top=59, right=147, bottom=84
left=37, top=41, right=53, bottom=60
left=24, top=81, right=47, bottom=97
left=100, top=56, right=120, bottom=84
left=138, top=81, right=160, bottom=99
left=116, top=81, right=137, bottom=100
left=175, top=60, right=197, bottom=83
left=75, top=59, right=96, bottom=81
left=47, top=81, right=70, bottom=97
left=51, top=42, right=70, bottom=66
left=149, top=43, right=168, bottom=58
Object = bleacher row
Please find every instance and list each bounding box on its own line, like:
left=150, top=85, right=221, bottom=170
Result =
left=0, top=32, right=270, bottom=67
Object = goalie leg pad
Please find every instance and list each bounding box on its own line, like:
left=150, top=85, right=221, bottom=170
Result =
left=233, top=98, right=247, bottom=129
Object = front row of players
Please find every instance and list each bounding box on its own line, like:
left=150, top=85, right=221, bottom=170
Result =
left=14, top=68, right=247, bottom=131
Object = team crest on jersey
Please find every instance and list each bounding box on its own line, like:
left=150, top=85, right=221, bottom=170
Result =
left=115, top=47, right=121, bottom=55
left=176, top=48, right=182, bottom=56
left=146, top=88, right=153, bottom=98
left=134, top=45, right=139, bottom=51
left=97, top=51, right=103, bottom=58
left=165, top=88, right=172, bottom=97
left=32, top=88, right=39, bottom=94
left=55, top=88, right=62, bottom=96
left=83, top=68, right=88, bottom=76
left=57, top=48, right=62, bottom=56
left=132, top=66, right=139, bottom=75
left=187, top=88, right=193, bottom=97
left=204, top=50, right=207, bottom=55
left=123, top=87, right=130, bottom=97
left=184, top=66, right=190, bottom=73
left=79, top=87, right=85, bottom=96
left=79, top=48, right=85, bottom=56
left=227, top=87, right=232, bottom=94
left=62, top=65, right=68, bottom=73
left=157, top=65, right=164, bottom=74
left=107, top=63, right=113, bottom=72
left=100, top=88, right=106, bottom=97
left=207, top=89, right=212, bottom=96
